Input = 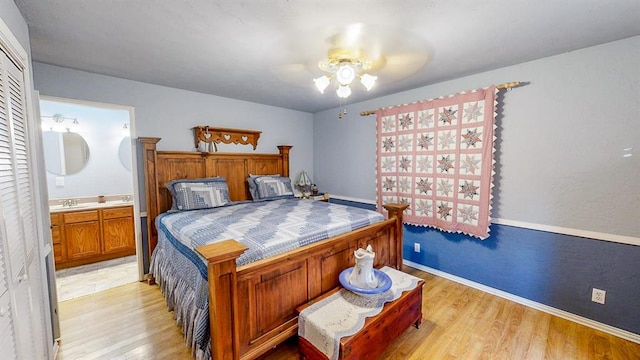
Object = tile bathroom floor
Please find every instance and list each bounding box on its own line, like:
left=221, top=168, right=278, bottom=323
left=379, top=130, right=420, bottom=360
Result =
left=55, top=255, right=139, bottom=302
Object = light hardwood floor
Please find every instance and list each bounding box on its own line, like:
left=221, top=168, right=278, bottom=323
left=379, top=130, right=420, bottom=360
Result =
left=56, top=266, right=640, bottom=360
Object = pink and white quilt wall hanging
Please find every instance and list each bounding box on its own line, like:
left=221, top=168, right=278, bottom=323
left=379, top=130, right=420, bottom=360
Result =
left=376, top=86, right=497, bottom=239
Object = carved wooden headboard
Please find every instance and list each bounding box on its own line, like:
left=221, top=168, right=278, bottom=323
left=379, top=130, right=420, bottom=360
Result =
left=138, top=137, right=292, bottom=257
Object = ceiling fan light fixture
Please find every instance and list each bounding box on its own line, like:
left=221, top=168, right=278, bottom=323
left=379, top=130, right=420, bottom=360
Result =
left=360, top=73, right=377, bottom=91
left=336, top=85, right=352, bottom=98
left=336, top=64, right=356, bottom=85
left=313, top=48, right=380, bottom=99
left=313, top=75, right=331, bottom=93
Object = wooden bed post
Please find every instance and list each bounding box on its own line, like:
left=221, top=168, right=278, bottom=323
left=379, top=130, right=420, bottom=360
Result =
left=139, top=137, right=161, bottom=267
left=196, top=240, right=249, bottom=360
left=383, top=203, right=409, bottom=270
left=277, top=145, right=292, bottom=177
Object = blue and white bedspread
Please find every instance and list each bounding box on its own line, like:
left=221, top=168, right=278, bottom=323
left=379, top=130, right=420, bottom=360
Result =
left=150, top=198, right=384, bottom=359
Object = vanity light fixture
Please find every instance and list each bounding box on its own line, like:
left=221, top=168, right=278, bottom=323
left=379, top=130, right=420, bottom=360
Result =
left=69, top=119, right=80, bottom=133
left=41, top=114, right=80, bottom=133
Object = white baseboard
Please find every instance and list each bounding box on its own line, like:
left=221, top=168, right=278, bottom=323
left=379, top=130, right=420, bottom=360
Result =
left=404, top=260, right=640, bottom=344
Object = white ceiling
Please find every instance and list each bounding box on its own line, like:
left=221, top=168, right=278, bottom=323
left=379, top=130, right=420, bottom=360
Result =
left=15, top=0, right=640, bottom=113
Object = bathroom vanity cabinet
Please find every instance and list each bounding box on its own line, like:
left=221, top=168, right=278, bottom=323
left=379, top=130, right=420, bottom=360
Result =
left=50, top=205, right=134, bottom=269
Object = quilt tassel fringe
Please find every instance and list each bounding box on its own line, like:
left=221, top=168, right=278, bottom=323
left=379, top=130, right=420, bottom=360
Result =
left=151, top=249, right=212, bottom=359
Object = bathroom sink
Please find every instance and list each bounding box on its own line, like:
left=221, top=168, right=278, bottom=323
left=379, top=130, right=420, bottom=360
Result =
left=49, top=204, right=90, bottom=211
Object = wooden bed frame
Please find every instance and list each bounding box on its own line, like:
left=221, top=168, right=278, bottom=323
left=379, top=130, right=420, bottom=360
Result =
left=139, top=137, right=408, bottom=360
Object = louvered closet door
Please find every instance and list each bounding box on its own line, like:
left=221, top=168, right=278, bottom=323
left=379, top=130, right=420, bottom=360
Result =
left=0, top=51, right=26, bottom=280
left=7, top=50, right=36, bottom=262
left=0, top=49, right=18, bottom=360
left=0, top=47, right=36, bottom=359
left=0, top=235, right=17, bottom=360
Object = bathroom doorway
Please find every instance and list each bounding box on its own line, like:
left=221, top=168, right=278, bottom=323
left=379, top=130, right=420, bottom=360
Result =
left=39, top=96, right=143, bottom=301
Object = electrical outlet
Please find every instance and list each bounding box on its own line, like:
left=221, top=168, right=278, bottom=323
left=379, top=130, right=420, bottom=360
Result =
left=592, top=288, right=606, bottom=304
left=414, top=243, right=420, bottom=253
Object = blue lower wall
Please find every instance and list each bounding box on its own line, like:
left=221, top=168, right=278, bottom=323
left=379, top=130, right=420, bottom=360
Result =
left=332, top=197, right=640, bottom=336
left=406, top=225, right=640, bottom=335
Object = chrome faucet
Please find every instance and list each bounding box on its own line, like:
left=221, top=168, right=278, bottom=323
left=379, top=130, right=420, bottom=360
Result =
left=62, top=198, right=78, bottom=207
left=121, top=195, right=132, bottom=202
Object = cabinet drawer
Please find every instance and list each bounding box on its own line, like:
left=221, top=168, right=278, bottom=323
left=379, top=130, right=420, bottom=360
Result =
left=63, top=210, right=98, bottom=223
left=50, top=213, right=61, bottom=226
left=102, top=206, right=133, bottom=220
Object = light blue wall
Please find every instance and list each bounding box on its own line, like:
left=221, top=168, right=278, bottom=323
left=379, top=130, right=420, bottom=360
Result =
left=32, top=63, right=315, bottom=205
left=32, top=63, right=315, bottom=271
left=314, top=37, right=640, bottom=335
left=314, top=36, right=639, bottom=237
left=40, top=100, right=133, bottom=199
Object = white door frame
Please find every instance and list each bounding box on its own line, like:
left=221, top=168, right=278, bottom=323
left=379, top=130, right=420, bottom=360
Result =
left=38, top=95, right=144, bottom=281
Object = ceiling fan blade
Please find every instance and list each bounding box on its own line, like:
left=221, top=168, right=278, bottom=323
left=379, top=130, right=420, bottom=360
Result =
left=270, top=23, right=433, bottom=87
left=271, top=63, right=316, bottom=86
left=376, top=52, right=433, bottom=81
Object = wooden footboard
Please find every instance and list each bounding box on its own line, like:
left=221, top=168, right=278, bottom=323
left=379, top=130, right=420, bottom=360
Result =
left=195, top=203, right=407, bottom=360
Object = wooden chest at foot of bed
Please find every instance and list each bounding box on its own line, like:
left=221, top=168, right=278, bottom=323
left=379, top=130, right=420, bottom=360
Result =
left=297, top=279, right=424, bottom=360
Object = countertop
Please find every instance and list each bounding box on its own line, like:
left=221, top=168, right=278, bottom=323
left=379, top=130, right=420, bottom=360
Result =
left=49, top=200, right=133, bottom=213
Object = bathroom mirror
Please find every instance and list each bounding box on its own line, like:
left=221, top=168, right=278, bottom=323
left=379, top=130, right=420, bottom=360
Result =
left=42, top=131, right=90, bottom=175
left=118, top=136, right=132, bottom=171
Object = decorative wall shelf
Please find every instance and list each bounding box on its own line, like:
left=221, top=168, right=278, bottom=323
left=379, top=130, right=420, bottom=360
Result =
left=193, top=126, right=262, bottom=151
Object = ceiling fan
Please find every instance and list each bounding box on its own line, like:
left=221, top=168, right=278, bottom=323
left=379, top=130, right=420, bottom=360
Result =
left=272, top=23, right=432, bottom=99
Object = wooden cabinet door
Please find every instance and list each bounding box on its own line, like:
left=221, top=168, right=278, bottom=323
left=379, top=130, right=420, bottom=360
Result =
left=101, top=207, right=134, bottom=254
left=64, top=211, right=101, bottom=260
left=65, top=222, right=100, bottom=260
left=102, top=217, right=134, bottom=254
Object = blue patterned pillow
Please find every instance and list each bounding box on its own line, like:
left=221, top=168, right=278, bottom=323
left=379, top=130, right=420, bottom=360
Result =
left=166, top=177, right=230, bottom=210
left=247, top=173, right=280, bottom=200
left=254, top=176, right=294, bottom=200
